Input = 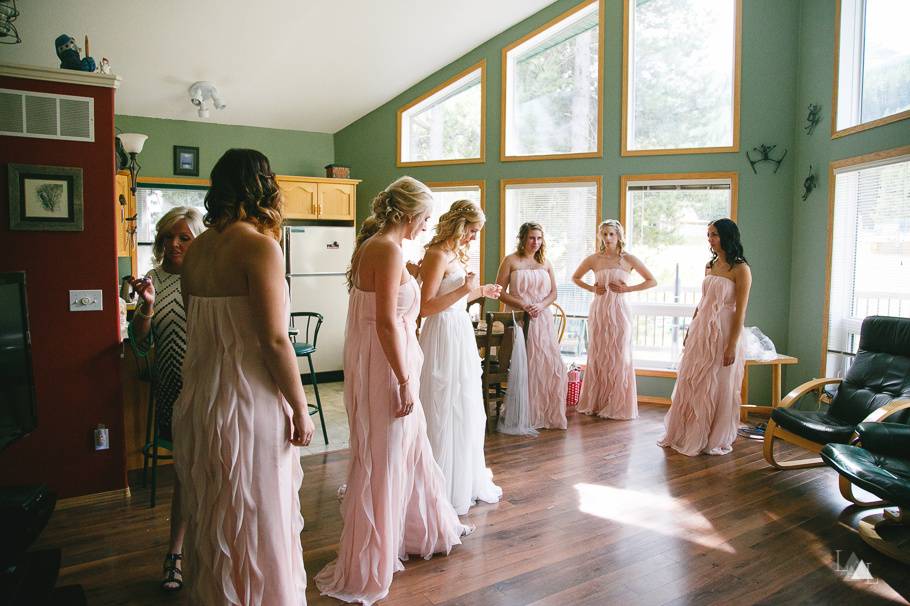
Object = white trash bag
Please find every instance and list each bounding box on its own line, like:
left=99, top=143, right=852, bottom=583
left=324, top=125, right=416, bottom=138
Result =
left=744, top=326, right=777, bottom=361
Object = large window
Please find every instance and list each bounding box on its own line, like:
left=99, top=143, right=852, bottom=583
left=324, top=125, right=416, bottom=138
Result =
left=135, top=185, right=207, bottom=276
left=834, top=0, right=910, bottom=135
left=502, top=0, right=602, bottom=160
left=502, top=178, right=601, bottom=356
left=397, top=62, right=485, bottom=166
left=826, top=150, right=910, bottom=376
left=623, top=0, right=741, bottom=155
left=402, top=182, right=484, bottom=280
left=621, top=174, right=736, bottom=369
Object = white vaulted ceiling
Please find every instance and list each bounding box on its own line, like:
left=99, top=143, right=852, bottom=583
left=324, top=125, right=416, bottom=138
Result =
left=1, top=0, right=556, bottom=133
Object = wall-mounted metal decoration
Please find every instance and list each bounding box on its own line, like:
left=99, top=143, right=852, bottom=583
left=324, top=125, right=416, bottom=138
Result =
left=746, top=144, right=788, bottom=174
left=804, top=103, right=822, bottom=135
left=801, top=165, right=817, bottom=201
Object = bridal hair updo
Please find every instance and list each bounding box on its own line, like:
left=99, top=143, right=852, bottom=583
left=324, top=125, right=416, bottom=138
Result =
left=346, top=176, right=433, bottom=289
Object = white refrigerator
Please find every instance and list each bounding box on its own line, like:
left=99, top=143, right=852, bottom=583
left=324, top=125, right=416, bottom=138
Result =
left=284, top=225, right=354, bottom=375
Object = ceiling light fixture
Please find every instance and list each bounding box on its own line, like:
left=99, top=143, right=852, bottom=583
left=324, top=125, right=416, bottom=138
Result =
left=188, top=81, right=226, bottom=119
left=0, top=0, right=21, bottom=44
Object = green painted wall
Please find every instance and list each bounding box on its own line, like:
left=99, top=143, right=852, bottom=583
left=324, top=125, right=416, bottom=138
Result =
left=334, top=0, right=806, bottom=402
left=786, top=0, right=910, bottom=390
left=114, top=115, right=335, bottom=179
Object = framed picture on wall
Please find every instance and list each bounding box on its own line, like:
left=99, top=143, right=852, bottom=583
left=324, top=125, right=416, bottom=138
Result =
left=8, top=164, right=84, bottom=231
left=173, top=145, right=200, bottom=176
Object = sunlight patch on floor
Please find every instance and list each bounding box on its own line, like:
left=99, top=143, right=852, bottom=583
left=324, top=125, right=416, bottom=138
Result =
left=574, top=482, right=736, bottom=554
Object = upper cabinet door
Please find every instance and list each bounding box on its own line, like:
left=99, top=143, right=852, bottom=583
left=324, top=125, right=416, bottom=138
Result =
left=279, top=179, right=318, bottom=220
left=318, top=182, right=356, bottom=220
left=115, top=173, right=131, bottom=257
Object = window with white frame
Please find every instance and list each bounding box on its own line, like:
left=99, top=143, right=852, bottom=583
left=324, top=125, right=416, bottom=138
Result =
left=835, top=0, right=910, bottom=133
left=827, top=155, right=910, bottom=376
left=402, top=184, right=483, bottom=278
left=625, top=0, right=739, bottom=152
left=503, top=180, right=599, bottom=357
left=398, top=63, right=484, bottom=165
left=623, top=177, right=734, bottom=369
left=135, top=186, right=207, bottom=276
left=503, top=0, right=600, bottom=158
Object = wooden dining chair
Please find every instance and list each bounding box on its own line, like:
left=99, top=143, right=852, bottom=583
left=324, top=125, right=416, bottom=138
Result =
left=479, top=311, right=529, bottom=432
left=551, top=302, right=567, bottom=343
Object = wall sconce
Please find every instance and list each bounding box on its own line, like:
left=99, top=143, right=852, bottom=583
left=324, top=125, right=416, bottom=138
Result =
left=117, top=133, right=147, bottom=194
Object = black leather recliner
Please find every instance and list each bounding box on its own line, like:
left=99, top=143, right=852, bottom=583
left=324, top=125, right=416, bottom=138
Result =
left=763, top=316, right=910, bottom=485
left=821, top=423, right=910, bottom=564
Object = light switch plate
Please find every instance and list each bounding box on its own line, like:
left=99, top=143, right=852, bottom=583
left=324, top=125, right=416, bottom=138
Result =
left=70, top=289, right=103, bottom=311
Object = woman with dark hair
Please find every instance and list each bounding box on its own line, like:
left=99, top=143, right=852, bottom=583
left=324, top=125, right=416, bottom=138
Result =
left=174, top=148, right=315, bottom=604
left=658, top=217, right=752, bottom=456
left=495, top=222, right=568, bottom=430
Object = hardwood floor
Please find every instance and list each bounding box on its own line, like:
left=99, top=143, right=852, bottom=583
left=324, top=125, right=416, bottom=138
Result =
left=37, top=404, right=909, bottom=605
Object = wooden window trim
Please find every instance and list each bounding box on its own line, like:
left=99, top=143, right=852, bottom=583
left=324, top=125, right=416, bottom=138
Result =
left=621, top=0, right=742, bottom=157
left=500, top=0, right=604, bottom=163
left=396, top=60, right=486, bottom=168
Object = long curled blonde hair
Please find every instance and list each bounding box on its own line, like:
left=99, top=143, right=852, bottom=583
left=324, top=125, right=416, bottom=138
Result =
left=516, top=221, right=546, bottom=264
left=598, top=219, right=626, bottom=255
left=346, top=176, right=432, bottom=290
left=425, top=199, right=484, bottom=265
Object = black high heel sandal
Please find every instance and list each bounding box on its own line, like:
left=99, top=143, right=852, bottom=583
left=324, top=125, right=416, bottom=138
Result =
left=161, top=553, right=183, bottom=592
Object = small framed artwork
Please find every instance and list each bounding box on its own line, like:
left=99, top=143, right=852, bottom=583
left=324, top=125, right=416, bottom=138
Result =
left=173, top=145, right=200, bottom=176
left=8, top=164, right=84, bottom=231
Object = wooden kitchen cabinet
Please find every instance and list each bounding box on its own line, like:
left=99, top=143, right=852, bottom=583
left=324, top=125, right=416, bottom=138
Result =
left=115, top=171, right=137, bottom=276
left=277, top=175, right=359, bottom=221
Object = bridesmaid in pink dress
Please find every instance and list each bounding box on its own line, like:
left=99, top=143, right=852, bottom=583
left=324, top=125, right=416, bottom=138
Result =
left=315, top=177, right=470, bottom=606
left=572, top=220, right=656, bottom=420
left=659, top=218, right=752, bottom=456
left=175, top=149, right=315, bottom=605
left=495, top=222, right=568, bottom=430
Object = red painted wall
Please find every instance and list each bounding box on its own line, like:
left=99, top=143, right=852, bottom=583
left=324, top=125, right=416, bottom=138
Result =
left=0, top=75, right=126, bottom=498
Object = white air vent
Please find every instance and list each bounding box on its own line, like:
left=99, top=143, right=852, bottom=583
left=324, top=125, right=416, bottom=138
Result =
left=0, top=88, right=94, bottom=142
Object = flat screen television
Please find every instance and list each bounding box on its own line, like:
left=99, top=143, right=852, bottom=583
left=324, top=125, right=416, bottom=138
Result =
left=0, top=272, right=37, bottom=452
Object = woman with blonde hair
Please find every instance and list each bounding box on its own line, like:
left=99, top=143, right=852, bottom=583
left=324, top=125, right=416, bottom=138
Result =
left=316, top=177, right=470, bottom=606
left=127, top=205, right=204, bottom=592
left=418, top=199, right=502, bottom=514
left=174, top=149, right=315, bottom=604
left=572, top=219, right=656, bottom=420
left=495, top=222, right=568, bottom=430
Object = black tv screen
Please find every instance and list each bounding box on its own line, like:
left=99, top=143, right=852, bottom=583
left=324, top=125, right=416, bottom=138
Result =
left=0, top=272, right=37, bottom=451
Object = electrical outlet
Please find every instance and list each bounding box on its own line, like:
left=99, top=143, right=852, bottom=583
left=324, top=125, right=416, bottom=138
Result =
left=69, top=289, right=103, bottom=312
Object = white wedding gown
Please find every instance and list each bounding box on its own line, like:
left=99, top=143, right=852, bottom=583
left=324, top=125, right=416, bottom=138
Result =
left=418, top=266, right=502, bottom=515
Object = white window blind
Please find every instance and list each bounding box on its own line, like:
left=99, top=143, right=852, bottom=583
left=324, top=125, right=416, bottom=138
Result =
left=503, top=181, right=598, bottom=318
left=399, top=66, right=482, bottom=164
left=402, top=186, right=483, bottom=278
left=827, top=156, right=910, bottom=375
left=836, top=0, right=910, bottom=131
left=626, top=0, right=737, bottom=151
left=624, top=178, right=732, bottom=368
left=504, top=0, right=600, bottom=157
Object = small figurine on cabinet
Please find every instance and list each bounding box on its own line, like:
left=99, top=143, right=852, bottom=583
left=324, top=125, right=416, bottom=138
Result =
left=54, top=34, right=96, bottom=72
left=99, top=57, right=112, bottom=75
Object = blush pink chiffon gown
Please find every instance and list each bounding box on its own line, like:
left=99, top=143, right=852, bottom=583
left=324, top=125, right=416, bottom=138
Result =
left=315, top=277, right=469, bottom=606
left=173, top=295, right=306, bottom=606
left=509, top=268, right=568, bottom=430
left=576, top=268, right=638, bottom=420
left=658, top=275, right=746, bottom=456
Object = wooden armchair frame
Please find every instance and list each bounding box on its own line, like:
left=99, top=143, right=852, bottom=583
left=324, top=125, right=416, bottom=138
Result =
left=764, top=376, right=910, bottom=505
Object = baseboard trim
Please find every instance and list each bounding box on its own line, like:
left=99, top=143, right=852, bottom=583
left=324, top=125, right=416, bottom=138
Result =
left=639, top=396, right=671, bottom=406
left=56, top=487, right=131, bottom=510
left=307, top=370, right=344, bottom=383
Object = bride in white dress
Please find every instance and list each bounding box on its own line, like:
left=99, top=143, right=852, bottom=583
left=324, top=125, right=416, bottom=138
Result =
left=418, top=200, right=503, bottom=515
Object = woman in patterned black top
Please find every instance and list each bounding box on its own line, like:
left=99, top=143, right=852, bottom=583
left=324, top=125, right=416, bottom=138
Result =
left=129, top=206, right=205, bottom=592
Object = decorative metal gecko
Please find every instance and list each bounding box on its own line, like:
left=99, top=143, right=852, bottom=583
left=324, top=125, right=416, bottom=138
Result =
left=801, top=165, right=817, bottom=201
left=804, top=103, right=822, bottom=135
left=746, top=144, right=788, bottom=174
